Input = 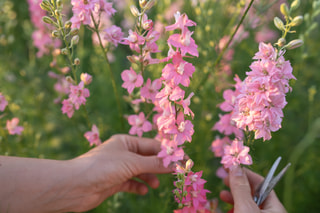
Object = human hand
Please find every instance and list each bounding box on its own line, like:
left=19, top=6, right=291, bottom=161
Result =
left=220, top=166, right=287, bottom=213
left=68, top=134, right=173, bottom=212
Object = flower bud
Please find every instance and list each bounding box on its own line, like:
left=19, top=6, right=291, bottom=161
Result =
left=127, top=55, right=137, bottom=64
left=71, top=35, right=79, bottom=46
left=61, top=48, right=68, bottom=55
left=285, top=39, right=303, bottom=49
left=274, top=17, right=285, bottom=31
left=74, top=58, right=80, bottom=65
left=56, top=0, right=62, bottom=7
left=291, top=0, right=300, bottom=11
left=64, top=21, right=72, bottom=29
left=70, top=28, right=79, bottom=36
left=182, top=191, right=188, bottom=197
left=40, top=2, right=51, bottom=12
left=54, top=9, right=60, bottom=17
left=42, top=16, right=54, bottom=24
left=173, top=189, right=180, bottom=198
left=144, top=0, right=155, bottom=10
left=130, top=5, right=140, bottom=17
left=139, top=0, right=147, bottom=8
left=51, top=30, right=59, bottom=38
left=276, top=38, right=286, bottom=47
left=280, top=3, right=290, bottom=17
left=65, top=76, right=75, bottom=84
left=291, top=16, right=303, bottom=27
left=185, top=159, right=194, bottom=171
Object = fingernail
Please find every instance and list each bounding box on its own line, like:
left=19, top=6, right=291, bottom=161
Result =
left=230, top=164, right=243, bottom=177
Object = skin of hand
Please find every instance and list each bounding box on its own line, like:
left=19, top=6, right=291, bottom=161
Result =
left=219, top=165, right=287, bottom=213
left=0, top=134, right=173, bottom=213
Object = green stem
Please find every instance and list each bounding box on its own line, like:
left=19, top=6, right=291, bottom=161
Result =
left=91, top=13, right=124, bottom=130
left=195, top=0, right=255, bottom=91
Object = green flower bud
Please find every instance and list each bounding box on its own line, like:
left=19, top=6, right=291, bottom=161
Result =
left=51, top=30, right=59, bottom=38
left=145, top=0, right=155, bottom=10
left=64, top=21, right=72, bottom=29
left=130, top=5, right=140, bottom=17
left=42, top=0, right=51, bottom=7
left=61, top=48, right=68, bottom=55
left=280, top=3, right=290, bottom=17
left=276, top=38, right=286, bottom=47
left=290, top=0, right=300, bottom=11
left=274, top=17, right=285, bottom=31
left=139, top=0, right=147, bottom=8
left=285, top=39, right=303, bottom=49
left=42, top=16, right=54, bottom=24
left=71, top=35, right=79, bottom=46
left=74, top=58, right=80, bottom=65
left=56, top=0, right=62, bottom=7
left=40, top=2, right=51, bottom=12
left=70, top=28, right=79, bottom=36
left=182, top=191, right=188, bottom=197
left=290, top=16, right=303, bottom=27
left=54, top=9, right=60, bottom=17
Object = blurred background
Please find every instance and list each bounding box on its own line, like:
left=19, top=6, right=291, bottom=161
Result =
left=0, top=0, right=320, bottom=212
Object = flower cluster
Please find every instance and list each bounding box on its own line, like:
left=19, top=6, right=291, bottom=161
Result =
left=0, top=93, right=24, bottom=135
left=232, top=42, right=296, bottom=141
left=173, top=160, right=211, bottom=213
left=27, top=0, right=60, bottom=57
left=61, top=73, right=92, bottom=118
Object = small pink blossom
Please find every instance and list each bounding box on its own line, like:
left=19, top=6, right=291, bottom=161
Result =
left=103, top=25, right=124, bottom=47
left=166, top=112, right=194, bottom=145
left=84, top=124, right=101, bottom=146
left=80, top=73, right=92, bottom=85
left=121, top=67, right=143, bottom=94
left=157, top=139, right=184, bottom=167
left=69, top=81, right=90, bottom=110
left=221, top=139, right=252, bottom=169
left=167, top=32, right=198, bottom=57
left=0, top=93, right=8, bottom=111
left=165, top=12, right=196, bottom=35
left=61, top=99, right=74, bottom=118
left=6, top=118, right=24, bottom=135
left=128, top=112, right=152, bottom=137
left=211, top=136, right=231, bottom=157
left=140, top=79, right=162, bottom=102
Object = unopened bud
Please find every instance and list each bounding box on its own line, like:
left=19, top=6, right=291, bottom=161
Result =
left=127, top=55, right=137, bottom=64
left=139, top=0, right=147, bottom=8
left=280, top=3, right=290, bottom=17
left=291, top=16, right=303, bottom=27
left=65, top=76, right=74, bottom=84
left=51, top=30, right=59, bottom=38
left=274, top=17, right=285, bottom=31
left=178, top=203, right=183, bottom=209
left=56, top=0, right=62, bottom=7
left=276, top=38, right=286, bottom=47
left=144, top=0, right=155, bottom=10
left=64, top=21, right=72, bottom=29
left=71, top=35, right=79, bottom=46
left=285, top=39, right=303, bottom=49
left=54, top=9, right=60, bottom=17
left=74, top=58, right=80, bottom=65
left=185, top=159, right=194, bottom=171
left=40, top=2, right=51, bottom=12
left=173, top=189, right=180, bottom=198
left=291, top=0, right=300, bottom=11
left=70, top=28, right=79, bottom=36
left=42, top=16, right=54, bottom=24
left=182, top=191, right=188, bottom=197
left=80, top=73, right=92, bottom=85
left=130, top=5, right=140, bottom=17
left=61, top=48, right=68, bottom=55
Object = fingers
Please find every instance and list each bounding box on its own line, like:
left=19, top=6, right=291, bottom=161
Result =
left=136, top=173, right=160, bottom=189
left=135, top=155, right=174, bottom=175
left=114, top=134, right=162, bottom=156
left=220, top=190, right=234, bottom=204
left=120, top=179, right=149, bottom=195
left=229, top=165, right=260, bottom=213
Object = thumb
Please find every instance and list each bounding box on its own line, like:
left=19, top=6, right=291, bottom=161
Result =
left=229, top=165, right=259, bottom=213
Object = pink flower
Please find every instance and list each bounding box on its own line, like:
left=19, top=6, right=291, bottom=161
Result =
left=70, top=0, right=100, bottom=28
left=213, top=113, right=243, bottom=138
left=165, top=12, right=196, bottom=35
left=162, top=52, right=195, bottom=87
left=99, top=0, right=116, bottom=16
left=80, top=73, right=92, bottom=85
left=140, top=78, right=162, bottom=102
left=6, top=118, right=24, bottom=135
left=157, top=139, right=184, bottom=167
left=61, top=99, right=74, bottom=118
left=216, top=166, right=228, bottom=179
left=128, top=112, right=152, bottom=137
left=221, top=139, right=252, bottom=169
left=121, top=67, right=143, bottom=94
left=176, top=92, right=194, bottom=118
left=0, top=93, right=8, bottom=111
left=167, top=32, right=198, bottom=57
left=84, top=124, right=101, bottom=146
left=69, top=81, right=90, bottom=110
left=166, top=112, right=194, bottom=145
left=211, top=136, right=231, bottom=157
left=122, top=29, right=145, bottom=52
left=219, top=89, right=237, bottom=112
left=103, top=25, right=124, bottom=47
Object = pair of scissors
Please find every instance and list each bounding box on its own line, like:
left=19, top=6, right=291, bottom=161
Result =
left=253, top=156, right=291, bottom=206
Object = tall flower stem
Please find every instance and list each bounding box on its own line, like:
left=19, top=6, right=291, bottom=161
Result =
left=91, top=14, right=124, bottom=130
left=195, top=0, right=255, bottom=91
